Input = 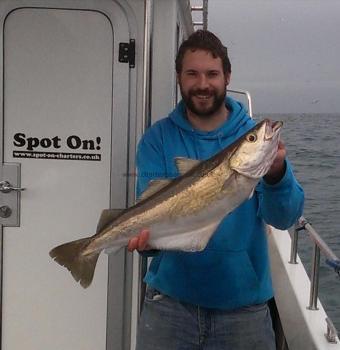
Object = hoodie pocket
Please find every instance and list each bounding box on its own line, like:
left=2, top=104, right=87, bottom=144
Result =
left=168, top=249, right=261, bottom=307
left=219, top=250, right=261, bottom=301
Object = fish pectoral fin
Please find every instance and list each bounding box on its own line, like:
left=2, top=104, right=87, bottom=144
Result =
left=137, top=179, right=172, bottom=202
left=96, top=209, right=124, bottom=234
left=221, top=173, right=236, bottom=192
left=175, top=157, right=201, bottom=175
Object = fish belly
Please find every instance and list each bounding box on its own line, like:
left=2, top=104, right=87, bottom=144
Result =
left=147, top=175, right=257, bottom=251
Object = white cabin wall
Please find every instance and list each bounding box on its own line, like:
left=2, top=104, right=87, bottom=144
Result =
left=124, top=0, right=147, bottom=145
left=150, top=0, right=178, bottom=123
left=150, top=0, right=194, bottom=124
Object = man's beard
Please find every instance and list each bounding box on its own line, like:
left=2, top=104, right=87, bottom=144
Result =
left=180, top=86, right=226, bottom=119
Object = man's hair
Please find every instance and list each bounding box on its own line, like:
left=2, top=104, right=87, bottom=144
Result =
left=175, top=30, right=231, bottom=74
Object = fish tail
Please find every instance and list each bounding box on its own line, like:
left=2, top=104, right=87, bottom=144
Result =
left=49, top=237, right=101, bottom=288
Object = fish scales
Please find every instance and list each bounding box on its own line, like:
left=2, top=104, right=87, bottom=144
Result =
left=168, top=166, right=233, bottom=216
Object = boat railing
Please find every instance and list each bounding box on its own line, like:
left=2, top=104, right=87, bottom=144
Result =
left=227, top=89, right=253, bottom=117
left=191, top=0, right=208, bottom=30
left=290, top=216, right=340, bottom=343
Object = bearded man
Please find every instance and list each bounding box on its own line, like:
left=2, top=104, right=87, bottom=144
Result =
left=128, top=30, right=304, bottom=350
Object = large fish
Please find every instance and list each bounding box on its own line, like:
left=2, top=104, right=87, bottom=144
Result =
left=50, top=119, right=282, bottom=288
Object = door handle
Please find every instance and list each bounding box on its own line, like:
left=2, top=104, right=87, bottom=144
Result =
left=1, top=163, right=23, bottom=226
left=0, top=180, right=25, bottom=193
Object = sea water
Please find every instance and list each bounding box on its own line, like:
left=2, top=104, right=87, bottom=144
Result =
left=257, top=113, right=340, bottom=330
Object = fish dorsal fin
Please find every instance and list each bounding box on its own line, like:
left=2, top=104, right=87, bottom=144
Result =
left=96, top=209, right=124, bottom=234
left=138, top=179, right=172, bottom=202
left=175, top=157, right=201, bottom=175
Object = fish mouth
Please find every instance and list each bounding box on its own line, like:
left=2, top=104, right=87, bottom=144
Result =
left=264, top=120, right=283, bottom=141
left=230, top=119, right=283, bottom=179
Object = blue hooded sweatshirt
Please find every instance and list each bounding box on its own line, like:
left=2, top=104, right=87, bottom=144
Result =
left=136, top=96, right=304, bottom=310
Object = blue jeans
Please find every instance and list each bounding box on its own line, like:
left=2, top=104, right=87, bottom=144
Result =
left=136, top=287, right=276, bottom=350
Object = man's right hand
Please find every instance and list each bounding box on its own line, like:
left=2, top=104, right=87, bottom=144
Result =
left=127, top=229, right=150, bottom=252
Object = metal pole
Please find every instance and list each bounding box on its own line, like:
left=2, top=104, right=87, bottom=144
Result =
left=138, top=0, right=154, bottom=317
left=203, top=0, right=208, bottom=30
left=289, top=224, right=299, bottom=264
left=308, top=243, right=320, bottom=310
left=191, top=0, right=208, bottom=30
left=325, top=317, right=338, bottom=343
left=141, top=0, right=153, bottom=134
left=303, top=220, right=339, bottom=261
left=227, top=89, right=253, bottom=117
left=0, top=227, right=3, bottom=346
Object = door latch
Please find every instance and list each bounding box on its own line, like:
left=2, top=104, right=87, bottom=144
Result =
left=0, top=163, right=24, bottom=226
left=0, top=180, right=25, bottom=193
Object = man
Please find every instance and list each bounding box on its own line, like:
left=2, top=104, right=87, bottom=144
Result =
left=128, top=30, right=304, bottom=349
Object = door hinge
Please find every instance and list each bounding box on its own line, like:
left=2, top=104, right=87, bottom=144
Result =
left=119, top=39, right=135, bottom=68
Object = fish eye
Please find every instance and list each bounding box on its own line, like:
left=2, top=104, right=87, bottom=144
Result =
left=246, top=133, right=257, bottom=143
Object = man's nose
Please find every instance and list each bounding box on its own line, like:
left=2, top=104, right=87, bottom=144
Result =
left=197, top=74, right=209, bottom=89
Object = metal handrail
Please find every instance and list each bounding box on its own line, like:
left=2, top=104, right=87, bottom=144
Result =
left=227, top=89, right=253, bottom=117
left=290, top=216, right=339, bottom=342
left=191, top=0, right=208, bottom=30
left=291, top=216, right=340, bottom=308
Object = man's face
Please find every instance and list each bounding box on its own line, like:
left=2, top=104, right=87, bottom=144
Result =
left=177, top=49, right=230, bottom=118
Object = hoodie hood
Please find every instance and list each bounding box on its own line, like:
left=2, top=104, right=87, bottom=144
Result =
left=169, top=96, right=251, bottom=141
left=168, top=96, right=254, bottom=160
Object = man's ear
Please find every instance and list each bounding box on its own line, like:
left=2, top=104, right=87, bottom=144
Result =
left=225, top=72, right=231, bottom=86
left=176, top=73, right=180, bottom=84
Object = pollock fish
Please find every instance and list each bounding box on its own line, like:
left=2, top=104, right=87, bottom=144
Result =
left=50, top=119, right=282, bottom=288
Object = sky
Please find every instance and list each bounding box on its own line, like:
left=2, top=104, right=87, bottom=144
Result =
left=192, top=0, right=340, bottom=114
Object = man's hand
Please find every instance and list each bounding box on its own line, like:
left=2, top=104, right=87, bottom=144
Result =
left=127, top=229, right=150, bottom=252
left=264, top=140, right=286, bottom=185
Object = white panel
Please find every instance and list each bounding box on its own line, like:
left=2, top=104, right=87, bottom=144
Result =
left=151, top=0, right=178, bottom=122
left=2, top=8, right=113, bottom=349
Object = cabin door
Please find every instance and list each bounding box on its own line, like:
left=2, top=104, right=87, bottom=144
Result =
left=0, top=3, right=133, bottom=350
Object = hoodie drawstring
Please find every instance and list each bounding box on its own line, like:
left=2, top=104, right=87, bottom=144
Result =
left=179, top=128, right=201, bottom=159
left=217, top=132, right=224, bottom=151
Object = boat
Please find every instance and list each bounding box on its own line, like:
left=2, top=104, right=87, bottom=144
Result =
left=0, top=0, right=338, bottom=349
